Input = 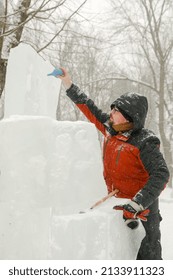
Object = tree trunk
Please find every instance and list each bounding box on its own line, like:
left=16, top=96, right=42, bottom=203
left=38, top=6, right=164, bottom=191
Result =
left=158, top=62, right=172, bottom=186
left=0, top=58, right=7, bottom=98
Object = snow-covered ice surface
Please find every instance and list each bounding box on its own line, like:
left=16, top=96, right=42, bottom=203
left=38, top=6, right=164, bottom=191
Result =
left=0, top=116, right=144, bottom=260
left=4, top=44, right=60, bottom=119
left=160, top=188, right=173, bottom=260
left=0, top=44, right=172, bottom=260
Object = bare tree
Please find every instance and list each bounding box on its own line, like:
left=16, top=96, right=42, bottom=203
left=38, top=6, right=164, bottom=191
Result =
left=106, top=0, right=173, bottom=185
left=54, top=20, right=115, bottom=121
left=0, top=0, right=88, bottom=102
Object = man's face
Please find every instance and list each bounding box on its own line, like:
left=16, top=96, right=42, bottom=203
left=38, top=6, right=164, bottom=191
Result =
left=110, top=107, right=129, bottom=125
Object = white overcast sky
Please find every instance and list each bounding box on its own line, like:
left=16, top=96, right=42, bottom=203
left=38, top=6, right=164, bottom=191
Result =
left=87, top=0, right=109, bottom=11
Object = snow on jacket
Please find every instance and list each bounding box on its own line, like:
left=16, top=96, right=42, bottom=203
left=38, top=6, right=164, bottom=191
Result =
left=66, top=84, right=170, bottom=209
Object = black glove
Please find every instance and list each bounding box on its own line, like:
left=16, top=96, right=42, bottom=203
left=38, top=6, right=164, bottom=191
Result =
left=113, top=201, right=150, bottom=230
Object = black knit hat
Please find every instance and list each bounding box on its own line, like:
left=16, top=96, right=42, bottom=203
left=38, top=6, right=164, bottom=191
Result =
left=117, top=107, right=133, bottom=122
left=111, top=104, right=133, bottom=122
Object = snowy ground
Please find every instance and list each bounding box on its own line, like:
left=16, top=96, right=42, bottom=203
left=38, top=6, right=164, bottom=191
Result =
left=160, top=188, right=173, bottom=260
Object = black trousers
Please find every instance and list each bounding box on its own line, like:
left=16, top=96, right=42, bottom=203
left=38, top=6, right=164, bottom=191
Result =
left=136, top=199, right=162, bottom=260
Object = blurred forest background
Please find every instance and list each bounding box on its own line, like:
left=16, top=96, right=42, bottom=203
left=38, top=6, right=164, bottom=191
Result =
left=0, top=0, right=172, bottom=186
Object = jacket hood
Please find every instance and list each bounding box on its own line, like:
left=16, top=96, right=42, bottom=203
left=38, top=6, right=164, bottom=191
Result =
left=110, top=92, right=148, bottom=131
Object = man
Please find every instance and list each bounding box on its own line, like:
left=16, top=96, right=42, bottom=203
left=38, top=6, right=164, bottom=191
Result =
left=57, top=67, right=169, bottom=260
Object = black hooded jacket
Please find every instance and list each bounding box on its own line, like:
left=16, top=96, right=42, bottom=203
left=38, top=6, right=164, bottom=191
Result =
left=66, top=84, right=170, bottom=209
left=111, top=92, right=148, bottom=131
